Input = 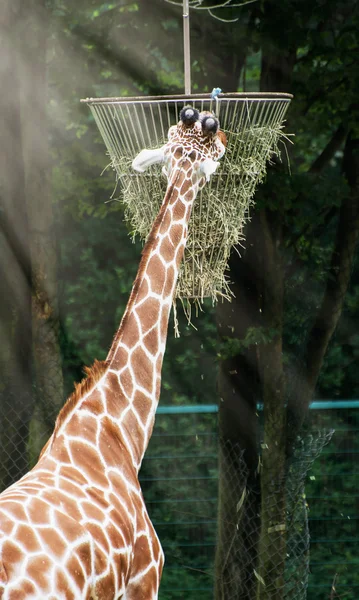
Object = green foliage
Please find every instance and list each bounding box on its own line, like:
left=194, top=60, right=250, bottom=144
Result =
left=218, top=326, right=279, bottom=360
left=11, top=0, right=357, bottom=598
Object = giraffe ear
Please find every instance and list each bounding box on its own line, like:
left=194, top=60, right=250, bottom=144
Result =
left=199, top=158, right=220, bottom=182
left=132, top=147, right=165, bottom=172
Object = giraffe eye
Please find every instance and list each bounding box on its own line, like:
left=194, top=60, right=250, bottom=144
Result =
left=201, top=114, right=219, bottom=136
left=180, top=106, right=199, bottom=125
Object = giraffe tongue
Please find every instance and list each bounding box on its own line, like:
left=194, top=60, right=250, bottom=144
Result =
left=132, top=147, right=165, bottom=172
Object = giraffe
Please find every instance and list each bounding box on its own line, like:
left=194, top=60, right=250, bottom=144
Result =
left=0, top=105, right=226, bottom=600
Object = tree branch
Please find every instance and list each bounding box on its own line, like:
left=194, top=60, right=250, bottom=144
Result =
left=309, top=123, right=348, bottom=174
left=305, top=132, right=359, bottom=390
left=286, top=130, right=359, bottom=446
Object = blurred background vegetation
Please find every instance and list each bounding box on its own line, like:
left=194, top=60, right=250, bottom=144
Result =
left=0, top=0, right=358, bottom=598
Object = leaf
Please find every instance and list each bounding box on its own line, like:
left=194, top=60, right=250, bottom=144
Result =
left=253, top=570, right=266, bottom=587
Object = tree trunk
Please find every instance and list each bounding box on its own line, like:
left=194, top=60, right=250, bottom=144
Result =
left=0, top=0, right=33, bottom=490
left=215, top=33, right=295, bottom=599
left=286, top=125, right=359, bottom=448
left=255, top=209, right=286, bottom=600
left=215, top=214, right=263, bottom=600
left=19, top=0, right=64, bottom=444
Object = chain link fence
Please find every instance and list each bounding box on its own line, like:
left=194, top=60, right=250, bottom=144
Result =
left=0, top=401, right=357, bottom=599
left=0, top=386, right=58, bottom=492
left=214, top=432, right=334, bottom=600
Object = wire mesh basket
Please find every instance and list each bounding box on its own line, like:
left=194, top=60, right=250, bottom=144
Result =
left=82, top=93, right=292, bottom=304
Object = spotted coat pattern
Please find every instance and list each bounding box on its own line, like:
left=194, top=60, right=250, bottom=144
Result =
left=0, top=108, right=226, bottom=600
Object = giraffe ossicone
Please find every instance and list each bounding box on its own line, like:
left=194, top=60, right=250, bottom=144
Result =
left=132, top=105, right=225, bottom=184
left=0, top=106, right=225, bottom=600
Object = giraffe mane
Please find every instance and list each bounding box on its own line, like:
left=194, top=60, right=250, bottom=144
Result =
left=51, top=359, right=107, bottom=441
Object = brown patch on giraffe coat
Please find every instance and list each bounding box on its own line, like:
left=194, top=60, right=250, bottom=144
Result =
left=1, top=541, right=21, bottom=579
left=106, top=343, right=129, bottom=372
left=160, top=308, right=170, bottom=341
left=0, top=512, right=14, bottom=536
left=106, top=518, right=132, bottom=551
left=40, top=527, right=67, bottom=556
left=98, top=432, right=121, bottom=469
left=173, top=168, right=186, bottom=189
left=183, top=186, right=195, bottom=202
left=131, top=531, right=152, bottom=573
left=169, top=224, right=184, bottom=247
left=0, top=501, right=27, bottom=523
left=63, top=412, right=82, bottom=437
left=20, top=579, right=36, bottom=596
left=118, top=311, right=141, bottom=351
left=175, top=242, right=187, bottom=269
left=51, top=439, right=72, bottom=464
left=146, top=255, right=166, bottom=295
left=129, top=346, right=153, bottom=390
left=117, top=368, right=134, bottom=403
left=94, top=569, right=115, bottom=600
left=159, top=235, right=176, bottom=263
left=132, top=390, right=151, bottom=422
left=107, top=475, right=136, bottom=517
left=27, top=554, right=52, bottom=590
left=126, top=565, right=158, bottom=600
left=155, top=373, right=162, bottom=400
left=122, top=409, right=144, bottom=454
left=59, top=465, right=88, bottom=487
left=98, top=416, right=128, bottom=463
left=160, top=209, right=171, bottom=232
left=55, top=510, right=87, bottom=544
left=66, top=553, right=86, bottom=592
left=143, top=327, right=160, bottom=356
left=84, top=391, right=105, bottom=417
left=172, top=198, right=186, bottom=220
left=135, top=297, right=161, bottom=334
left=75, top=542, right=92, bottom=577
left=16, top=524, right=39, bottom=553
left=163, top=265, right=175, bottom=299
left=40, top=488, right=80, bottom=520
left=81, top=501, right=105, bottom=524
left=55, top=483, right=84, bottom=521
left=70, top=441, right=108, bottom=488
left=93, top=544, right=107, bottom=575
left=55, top=571, right=75, bottom=600
left=86, top=523, right=110, bottom=555
left=54, top=359, right=107, bottom=438
left=104, top=370, right=124, bottom=403
left=58, top=471, right=86, bottom=499
left=0, top=557, right=8, bottom=590
left=180, top=177, right=193, bottom=197
left=9, top=585, right=35, bottom=600
left=26, top=497, right=51, bottom=525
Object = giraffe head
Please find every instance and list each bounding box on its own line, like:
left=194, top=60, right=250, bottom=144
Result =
left=132, top=105, right=226, bottom=186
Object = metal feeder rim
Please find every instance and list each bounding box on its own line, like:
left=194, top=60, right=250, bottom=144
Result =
left=80, top=92, right=293, bottom=105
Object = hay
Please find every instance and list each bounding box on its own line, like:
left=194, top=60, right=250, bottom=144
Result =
left=111, top=122, right=290, bottom=306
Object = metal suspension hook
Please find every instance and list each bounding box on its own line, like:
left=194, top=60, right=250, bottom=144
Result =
left=183, top=0, right=191, bottom=95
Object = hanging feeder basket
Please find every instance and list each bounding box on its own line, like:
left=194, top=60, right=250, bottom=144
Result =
left=81, top=92, right=292, bottom=304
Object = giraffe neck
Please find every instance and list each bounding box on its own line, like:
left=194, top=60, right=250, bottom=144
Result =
left=103, top=157, right=200, bottom=468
